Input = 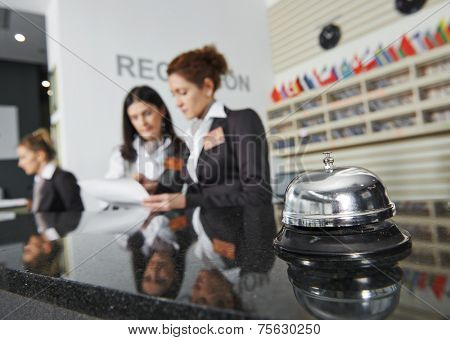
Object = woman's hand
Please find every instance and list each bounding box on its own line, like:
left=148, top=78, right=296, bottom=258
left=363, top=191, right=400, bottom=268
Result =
left=133, top=173, right=158, bottom=194
left=143, top=193, right=186, bottom=212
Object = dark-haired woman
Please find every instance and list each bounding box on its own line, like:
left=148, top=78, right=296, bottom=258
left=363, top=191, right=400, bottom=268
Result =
left=126, top=213, right=193, bottom=298
left=17, top=128, right=84, bottom=212
left=143, top=45, right=272, bottom=211
left=105, top=85, right=187, bottom=195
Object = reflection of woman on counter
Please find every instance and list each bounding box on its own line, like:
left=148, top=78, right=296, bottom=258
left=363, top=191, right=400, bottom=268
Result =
left=106, top=86, right=187, bottom=195
left=23, top=235, right=63, bottom=277
left=22, top=212, right=82, bottom=277
left=187, top=212, right=243, bottom=310
left=126, top=214, right=191, bottom=298
left=191, top=269, right=241, bottom=310
left=17, top=129, right=84, bottom=212
left=143, top=45, right=272, bottom=211
left=187, top=206, right=276, bottom=311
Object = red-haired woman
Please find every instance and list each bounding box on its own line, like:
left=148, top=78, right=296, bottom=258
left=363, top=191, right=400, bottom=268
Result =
left=143, top=45, right=272, bottom=212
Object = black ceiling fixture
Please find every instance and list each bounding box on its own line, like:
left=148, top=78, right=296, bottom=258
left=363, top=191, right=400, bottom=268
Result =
left=319, top=23, right=341, bottom=50
left=395, top=0, right=427, bottom=15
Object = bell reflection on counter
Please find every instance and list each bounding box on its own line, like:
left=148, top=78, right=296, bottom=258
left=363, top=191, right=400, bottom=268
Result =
left=285, top=260, right=404, bottom=320
left=274, top=152, right=412, bottom=265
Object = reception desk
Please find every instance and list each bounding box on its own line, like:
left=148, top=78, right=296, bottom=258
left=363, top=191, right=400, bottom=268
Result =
left=0, top=205, right=448, bottom=319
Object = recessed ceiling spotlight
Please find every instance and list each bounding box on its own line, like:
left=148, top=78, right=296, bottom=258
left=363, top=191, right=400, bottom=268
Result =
left=41, top=80, right=50, bottom=88
left=14, top=33, right=26, bottom=42
left=47, top=90, right=54, bottom=96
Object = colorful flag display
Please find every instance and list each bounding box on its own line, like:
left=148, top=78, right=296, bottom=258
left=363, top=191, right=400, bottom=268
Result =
left=270, top=18, right=450, bottom=103
left=271, top=87, right=281, bottom=103
left=403, top=269, right=449, bottom=301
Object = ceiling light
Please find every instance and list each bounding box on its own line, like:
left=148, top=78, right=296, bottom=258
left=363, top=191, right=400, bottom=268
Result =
left=14, top=33, right=26, bottom=42
left=41, top=80, right=50, bottom=88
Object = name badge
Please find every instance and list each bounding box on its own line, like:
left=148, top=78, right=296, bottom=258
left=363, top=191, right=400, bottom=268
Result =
left=169, top=215, right=187, bottom=231
left=212, top=238, right=236, bottom=260
left=203, top=126, right=225, bottom=151
left=164, top=157, right=184, bottom=171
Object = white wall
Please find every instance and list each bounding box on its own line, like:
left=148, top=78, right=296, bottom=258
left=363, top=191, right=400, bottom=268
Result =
left=44, top=0, right=274, bottom=208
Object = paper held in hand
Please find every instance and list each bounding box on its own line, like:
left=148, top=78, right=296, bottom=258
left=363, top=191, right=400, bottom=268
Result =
left=0, top=198, right=28, bottom=209
left=80, top=178, right=149, bottom=205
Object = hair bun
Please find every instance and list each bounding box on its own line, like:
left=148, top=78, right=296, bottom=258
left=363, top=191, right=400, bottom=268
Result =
left=168, top=44, right=229, bottom=91
left=32, top=128, right=54, bottom=148
left=198, top=45, right=228, bottom=76
left=20, top=128, right=56, bottom=161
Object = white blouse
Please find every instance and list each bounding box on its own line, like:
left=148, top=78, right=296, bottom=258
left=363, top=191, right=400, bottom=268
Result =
left=32, top=162, right=57, bottom=212
left=186, top=100, right=226, bottom=183
left=105, top=136, right=171, bottom=180
left=188, top=101, right=228, bottom=251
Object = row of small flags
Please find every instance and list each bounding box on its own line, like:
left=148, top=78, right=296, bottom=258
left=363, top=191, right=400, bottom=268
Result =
left=402, top=269, right=448, bottom=300
left=271, top=19, right=450, bottom=103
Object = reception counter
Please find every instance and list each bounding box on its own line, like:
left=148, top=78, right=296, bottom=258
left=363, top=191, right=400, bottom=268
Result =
left=0, top=204, right=448, bottom=319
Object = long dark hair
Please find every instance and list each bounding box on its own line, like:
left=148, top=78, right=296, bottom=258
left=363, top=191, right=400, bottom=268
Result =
left=121, top=85, right=181, bottom=162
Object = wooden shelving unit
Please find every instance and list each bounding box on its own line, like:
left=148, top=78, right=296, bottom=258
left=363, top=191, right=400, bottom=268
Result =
left=267, top=45, right=450, bottom=158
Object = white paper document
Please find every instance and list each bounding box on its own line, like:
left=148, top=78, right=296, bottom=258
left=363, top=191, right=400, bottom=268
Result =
left=80, top=178, right=149, bottom=205
left=0, top=212, right=16, bottom=222
left=0, top=198, right=28, bottom=209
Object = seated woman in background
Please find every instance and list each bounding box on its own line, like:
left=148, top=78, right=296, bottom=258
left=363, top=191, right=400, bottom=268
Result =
left=17, top=128, right=84, bottom=212
left=105, top=85, right=187, bottom=195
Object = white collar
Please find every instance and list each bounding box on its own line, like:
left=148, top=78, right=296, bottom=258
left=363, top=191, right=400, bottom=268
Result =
left=202, top=100, right=227, bottom=121
left=133, top=136, right=171, bottom=154
left=160, top=137, right=172, bottom=149
left=186, top=101, right=226, bottom=183
left=35, top=162, right=57, bottom=181
left=43, top=227, right=60, bottom=241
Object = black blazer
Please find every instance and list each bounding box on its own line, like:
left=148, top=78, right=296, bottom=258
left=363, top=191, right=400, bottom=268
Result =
left=34, top=212, right=82, bottom=236
left=195, top=205, right=276, bottom=273
left=185, top=107, right=272, bottom=209
left=0, top=212, right=82, bottom=246
left=154, top=138, right=189, bottom=195
left=35, top=167, right=84, bottom=212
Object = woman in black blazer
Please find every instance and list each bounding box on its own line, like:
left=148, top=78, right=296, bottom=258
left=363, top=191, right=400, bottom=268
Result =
left=17, top=129, right=84, bottom=212
left=143, top=45, right=272, bottom=211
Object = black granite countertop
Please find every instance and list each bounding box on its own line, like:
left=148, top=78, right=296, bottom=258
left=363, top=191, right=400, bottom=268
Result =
left=0, top=204, right=449, bottom=320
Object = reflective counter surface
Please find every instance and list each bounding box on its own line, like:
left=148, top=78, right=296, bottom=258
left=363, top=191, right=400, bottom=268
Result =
left=0, top=204, right=449, bottom=319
